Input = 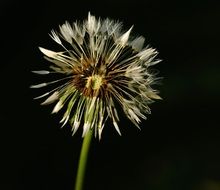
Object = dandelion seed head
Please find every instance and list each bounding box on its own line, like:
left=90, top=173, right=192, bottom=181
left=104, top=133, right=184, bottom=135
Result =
left=32, top=12, right=162, bottom=139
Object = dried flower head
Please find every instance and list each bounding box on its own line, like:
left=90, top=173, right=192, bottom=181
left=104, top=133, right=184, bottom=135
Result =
left=31, top=13, right=161, bottom=139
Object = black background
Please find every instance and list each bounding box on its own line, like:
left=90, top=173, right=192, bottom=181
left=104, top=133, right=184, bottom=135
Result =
left=1, top=0, right=220, bottom=190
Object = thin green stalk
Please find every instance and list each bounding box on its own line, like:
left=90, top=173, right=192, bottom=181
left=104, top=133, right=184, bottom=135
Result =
left=75, top=129, right=93, bottom=190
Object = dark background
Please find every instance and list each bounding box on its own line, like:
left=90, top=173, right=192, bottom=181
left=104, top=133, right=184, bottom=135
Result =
left=1, top=0, right=220, bottom=190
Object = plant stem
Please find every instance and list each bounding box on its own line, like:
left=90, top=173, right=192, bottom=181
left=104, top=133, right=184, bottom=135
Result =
left=75, top=129, right=93, bottom=190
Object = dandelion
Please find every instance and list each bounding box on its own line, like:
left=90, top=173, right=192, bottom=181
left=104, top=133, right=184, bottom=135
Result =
left=31, top=13, right=161, bottom=140
left=31, top=12, right=162, bottom=190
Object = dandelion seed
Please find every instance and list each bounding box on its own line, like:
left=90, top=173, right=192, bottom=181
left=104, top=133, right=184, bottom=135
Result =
left=32, top=13, right=161, bottom=139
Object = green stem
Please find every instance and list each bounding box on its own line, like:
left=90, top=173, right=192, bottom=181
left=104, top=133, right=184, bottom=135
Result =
left=75, top=129, right=93, bottom=190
